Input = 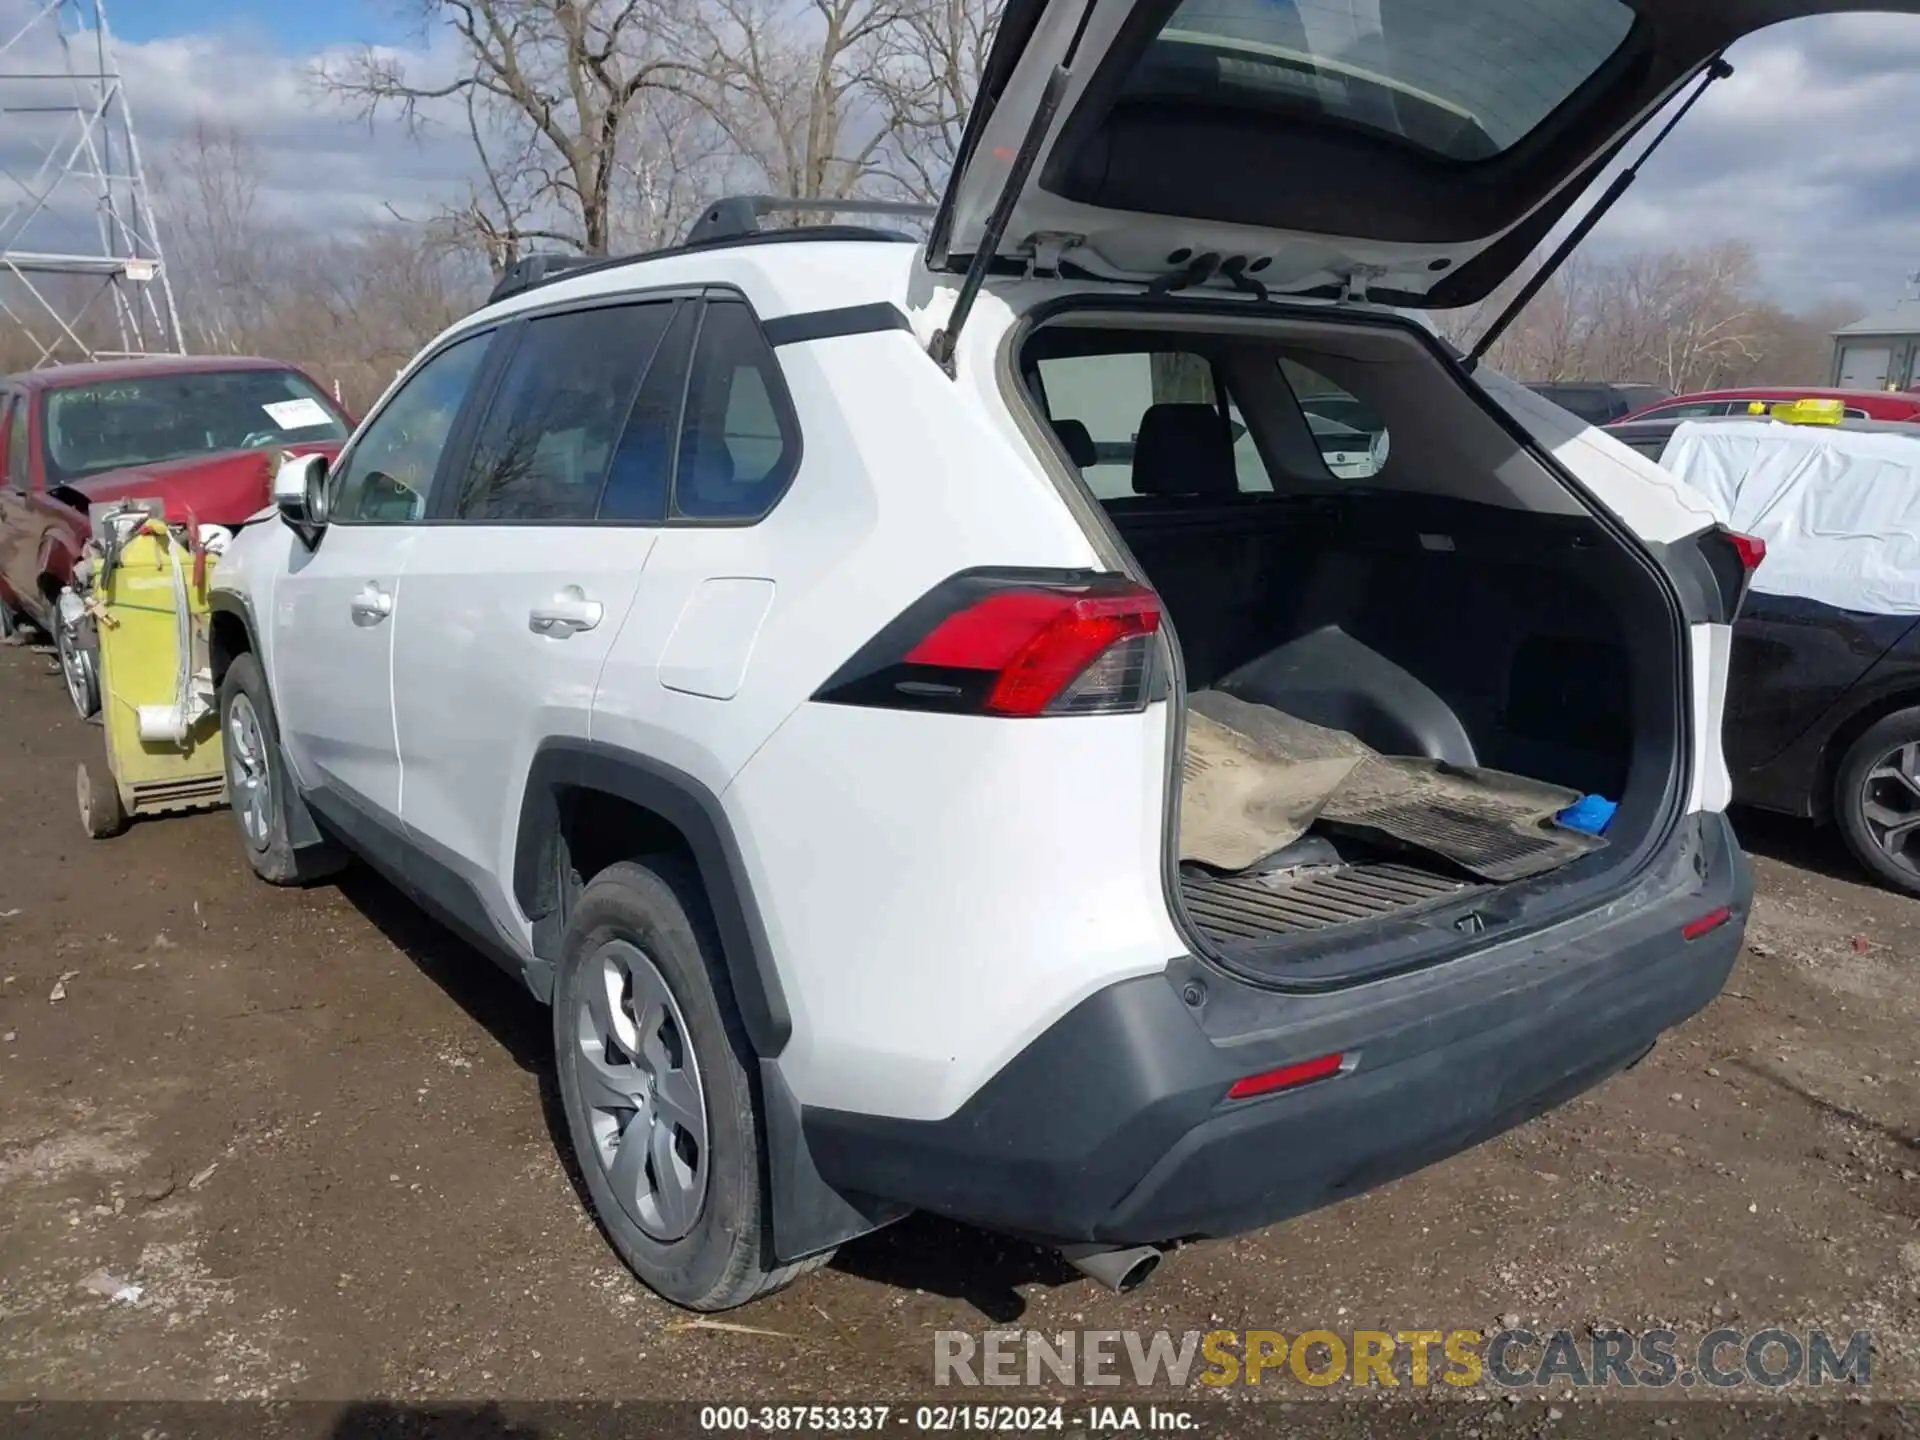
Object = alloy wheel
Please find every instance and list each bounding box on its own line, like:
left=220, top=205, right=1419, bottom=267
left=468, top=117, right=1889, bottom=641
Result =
left=1860, top=740, right=1920, bottom=878
left=55, top=612, right=97, bottom=717
left=225, top=692, right=273, bottom=850
left=572, top=939, right=709, bottom=1242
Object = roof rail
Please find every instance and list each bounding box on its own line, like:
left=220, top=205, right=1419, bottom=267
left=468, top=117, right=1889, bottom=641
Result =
left=474, top=199, right=936, bottom=313
left=681, top=195, right=936, bottom=247
left=486, top=252, right=601, bottom=306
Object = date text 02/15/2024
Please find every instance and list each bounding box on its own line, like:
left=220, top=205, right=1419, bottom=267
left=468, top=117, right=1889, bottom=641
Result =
left=698, top=1405, right=1192, bottom=1432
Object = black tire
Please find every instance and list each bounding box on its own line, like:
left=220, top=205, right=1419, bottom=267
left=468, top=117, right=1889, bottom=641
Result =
left=1833, top=706, right=1920, bottom=896
left=553, top=857, right=827, bottom=1310
left=217, top=652, right=345, bottom=885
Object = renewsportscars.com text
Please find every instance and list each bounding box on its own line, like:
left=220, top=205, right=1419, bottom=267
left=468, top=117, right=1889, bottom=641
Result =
left=933, top=1327, right=1872, bottom=1391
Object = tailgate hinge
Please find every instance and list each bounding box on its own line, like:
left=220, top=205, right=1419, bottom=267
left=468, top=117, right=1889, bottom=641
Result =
left=1029, top=233, right=1079, bottom=279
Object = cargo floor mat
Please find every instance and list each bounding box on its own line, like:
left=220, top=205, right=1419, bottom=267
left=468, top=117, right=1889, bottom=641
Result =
left=1183, top=691, right=1605, bottom=883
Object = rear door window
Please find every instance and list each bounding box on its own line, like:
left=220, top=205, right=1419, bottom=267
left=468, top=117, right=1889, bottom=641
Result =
left=452, top=303, right=674, bottom=523
left=599, top=303, right=698, bottom=524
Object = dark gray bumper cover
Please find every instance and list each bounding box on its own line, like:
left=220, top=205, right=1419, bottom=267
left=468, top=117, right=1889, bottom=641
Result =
left=802, top=812, right=1749, bottom=1245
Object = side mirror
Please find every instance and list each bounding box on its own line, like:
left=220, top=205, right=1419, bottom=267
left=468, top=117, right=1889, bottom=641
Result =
left=273, top=452, right=330, bottom=541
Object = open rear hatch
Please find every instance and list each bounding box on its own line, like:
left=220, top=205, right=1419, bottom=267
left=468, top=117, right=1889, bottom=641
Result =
left=1009, top=301, right=1745, bottom=987
left=932, top=0, right=1873, bottom=983
left=927, top=0, right=1910, bottom=307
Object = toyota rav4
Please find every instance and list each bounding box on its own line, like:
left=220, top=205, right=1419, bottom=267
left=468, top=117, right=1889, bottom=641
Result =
left=203, top=0, right=1819, bottom=1310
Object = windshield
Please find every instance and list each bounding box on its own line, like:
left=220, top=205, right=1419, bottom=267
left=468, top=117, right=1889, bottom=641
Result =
left=43, top=369, right=350, bottom=484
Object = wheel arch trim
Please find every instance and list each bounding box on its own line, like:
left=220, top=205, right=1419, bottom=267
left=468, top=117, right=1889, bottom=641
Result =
left=512, top=740, right=896, bottom=1263
left=513, top=737, right=792, bottom=1060
left=1820, top=684, right=1920, bottom=813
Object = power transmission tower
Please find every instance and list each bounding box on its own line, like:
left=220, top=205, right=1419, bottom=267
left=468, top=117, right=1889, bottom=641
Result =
left=0, top=0, right=184, bottom=368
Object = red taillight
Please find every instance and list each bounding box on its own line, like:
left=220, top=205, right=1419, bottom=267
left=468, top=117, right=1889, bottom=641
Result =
left=906, top=587, right=1161, bottom=717
left=1698, top=526, right=1765, bottom=622
left=1226, top=1051, right=1348, bottom=1100
left=1681, top=906, right=1732, bottom=941
left=814, top=571, right=1164, bottom=718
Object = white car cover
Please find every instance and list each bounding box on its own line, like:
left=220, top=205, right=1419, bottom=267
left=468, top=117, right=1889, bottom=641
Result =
left=1659, top=418, right=1920, bottom=615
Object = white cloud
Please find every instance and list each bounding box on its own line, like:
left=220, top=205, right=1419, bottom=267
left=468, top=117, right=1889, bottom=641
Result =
left=1546, top=13, right=1920, bottom=313
left=0, top=0, right=476, bottom=262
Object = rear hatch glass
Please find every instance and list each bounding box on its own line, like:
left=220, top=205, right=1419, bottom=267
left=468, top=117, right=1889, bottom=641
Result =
left=1128, top=0, right=1635, bottom=163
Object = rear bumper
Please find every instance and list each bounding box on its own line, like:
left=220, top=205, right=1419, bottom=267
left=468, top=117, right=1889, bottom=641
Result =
left=802, top=811, right=1749, bottom=1245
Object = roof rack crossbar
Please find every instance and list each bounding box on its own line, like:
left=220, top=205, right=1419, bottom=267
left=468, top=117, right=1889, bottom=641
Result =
left=682, top=195, right=936, bottom=247
left=486, top=252, right=603, bottom=306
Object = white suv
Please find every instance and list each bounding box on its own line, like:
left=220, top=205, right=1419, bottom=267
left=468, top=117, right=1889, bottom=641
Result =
left=207, top=0, right=1782, bottom=1310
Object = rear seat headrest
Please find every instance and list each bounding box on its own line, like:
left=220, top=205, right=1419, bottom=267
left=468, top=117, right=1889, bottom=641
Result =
left=1132, top=403, right=1238, bottom=497
left=1049, top=417, right=1098, bottom=469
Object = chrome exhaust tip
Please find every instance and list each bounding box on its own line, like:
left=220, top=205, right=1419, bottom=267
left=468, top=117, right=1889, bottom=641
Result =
left=1059, top=1243, right=1163, bottom=1294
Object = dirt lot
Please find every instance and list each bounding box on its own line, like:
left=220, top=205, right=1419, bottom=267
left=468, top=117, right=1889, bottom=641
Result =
left=1, top=639, right=1916, bottom=1415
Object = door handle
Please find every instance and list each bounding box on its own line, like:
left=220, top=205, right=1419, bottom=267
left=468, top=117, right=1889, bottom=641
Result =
left=350, top=583, right=392, bottom=624
left=528, top=586, right=603, bottom=637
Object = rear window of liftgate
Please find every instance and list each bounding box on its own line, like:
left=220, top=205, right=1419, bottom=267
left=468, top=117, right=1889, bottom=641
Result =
left=1122, top=0, right=1636, bottom=162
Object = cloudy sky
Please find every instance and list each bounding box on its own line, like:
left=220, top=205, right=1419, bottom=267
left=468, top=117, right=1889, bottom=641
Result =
left=6, top=0, right=1919, bottom=317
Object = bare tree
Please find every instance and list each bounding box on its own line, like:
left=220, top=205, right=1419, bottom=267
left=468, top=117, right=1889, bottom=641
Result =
left=138, top=114, right=484, bottom=407
left=866, top=0, right=996, bottom=203
left=690, top=0, right=910, bottom=206
left=314, top=0, right=701, bottom=262
left=1441, top=240, right=1820, bottom=393
left=151, top=121, right=271, bottom=352
left=412, top=91, right=576, bottom=276
left=1633, top=242, right=1764, bottom=393
left=616, top=91, right=734, bottom=249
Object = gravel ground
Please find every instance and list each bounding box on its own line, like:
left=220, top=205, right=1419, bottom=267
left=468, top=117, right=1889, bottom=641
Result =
left=0, top=640, right=1915, bottom=1426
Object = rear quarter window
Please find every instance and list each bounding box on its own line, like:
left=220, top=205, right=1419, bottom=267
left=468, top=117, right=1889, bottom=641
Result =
left=671, top=301, right=800, bottom=522
left=1280, top=359, right=1389, bottom=483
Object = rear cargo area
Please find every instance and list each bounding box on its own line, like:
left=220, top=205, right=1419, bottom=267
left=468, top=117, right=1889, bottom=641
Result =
left=1018, top=307, right=1685, bottom=978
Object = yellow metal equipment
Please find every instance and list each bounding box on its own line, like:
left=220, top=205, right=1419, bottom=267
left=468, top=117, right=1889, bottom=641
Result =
left=76, top=502, right=227, bottom=838
left=1767, top=398, right=1848, bottom=425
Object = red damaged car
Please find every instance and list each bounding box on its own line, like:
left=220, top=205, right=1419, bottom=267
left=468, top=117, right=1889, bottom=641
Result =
left=0, top=356, right=352, bottom=714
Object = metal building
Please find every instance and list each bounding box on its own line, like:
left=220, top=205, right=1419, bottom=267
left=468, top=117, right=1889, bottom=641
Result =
left=1831, top=280, right=1920, bottom=393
